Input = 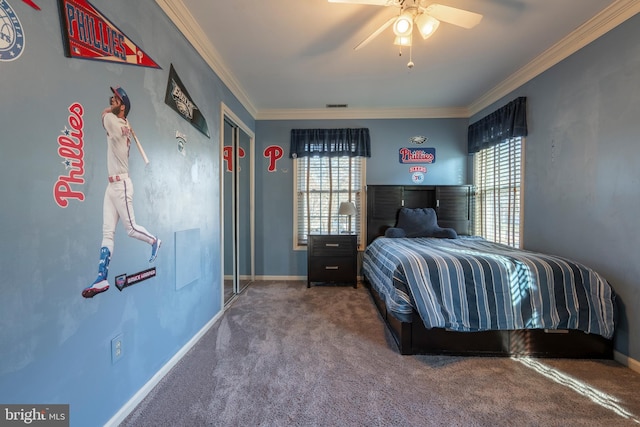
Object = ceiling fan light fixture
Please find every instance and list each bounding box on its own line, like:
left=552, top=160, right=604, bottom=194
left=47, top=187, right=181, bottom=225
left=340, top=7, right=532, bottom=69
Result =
left=393, top=35, right=412, bottom=47
left=392, top=12, right=413, bottom=37
left=415, top=14, right=440, bottom=39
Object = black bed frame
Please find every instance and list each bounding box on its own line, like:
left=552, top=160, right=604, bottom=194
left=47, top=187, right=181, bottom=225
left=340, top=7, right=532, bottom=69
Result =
left=364, top=185, right=614, bottom=358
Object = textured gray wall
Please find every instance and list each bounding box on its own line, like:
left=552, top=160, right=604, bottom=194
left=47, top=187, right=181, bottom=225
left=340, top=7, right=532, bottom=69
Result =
left=0, top=1, right=253, bottom=425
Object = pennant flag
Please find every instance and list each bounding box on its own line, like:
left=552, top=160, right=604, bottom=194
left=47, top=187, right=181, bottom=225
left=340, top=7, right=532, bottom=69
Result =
left=165, top=64, right=210, bottom=138
left=57, top=0, right=160, bottom=69
left=22, top=0, right=40, bottom=10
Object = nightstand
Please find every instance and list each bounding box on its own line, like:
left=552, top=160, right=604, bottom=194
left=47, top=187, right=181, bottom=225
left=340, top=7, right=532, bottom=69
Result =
left=307, top=234, right=357, bottom=288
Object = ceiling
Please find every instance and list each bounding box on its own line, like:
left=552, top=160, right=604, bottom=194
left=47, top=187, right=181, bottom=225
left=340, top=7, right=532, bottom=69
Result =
left=155, top=0, right=638, bottom=120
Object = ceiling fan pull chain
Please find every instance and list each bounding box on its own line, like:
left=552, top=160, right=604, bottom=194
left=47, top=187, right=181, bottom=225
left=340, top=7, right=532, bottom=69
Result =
left=407, top=31, right=414, bottom=69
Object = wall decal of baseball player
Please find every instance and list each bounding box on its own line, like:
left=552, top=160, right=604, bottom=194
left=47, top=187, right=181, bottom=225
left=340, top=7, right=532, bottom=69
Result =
left=83, top=86, right=161, bottom=298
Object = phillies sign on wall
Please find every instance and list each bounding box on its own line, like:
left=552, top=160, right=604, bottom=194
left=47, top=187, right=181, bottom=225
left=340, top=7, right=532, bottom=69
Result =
left=399, top=147, right=436, bottom=164
left=57, top=0, right=160, bottom=68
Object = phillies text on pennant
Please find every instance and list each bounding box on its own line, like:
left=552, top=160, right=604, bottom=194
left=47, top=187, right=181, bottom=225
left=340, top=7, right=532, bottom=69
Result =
left=57, top=0, right=160, bottom=68
left=164, top=64, right=210, bottom=137
left=399, top=147, right=436, bottom=164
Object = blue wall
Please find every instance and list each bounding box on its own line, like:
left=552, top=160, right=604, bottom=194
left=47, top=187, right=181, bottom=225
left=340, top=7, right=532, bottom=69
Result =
left=470, top=13, right=640, bottom=361
left=0, top=1, right=253, bottom=425
left=254, top=118, right=468, bottom=278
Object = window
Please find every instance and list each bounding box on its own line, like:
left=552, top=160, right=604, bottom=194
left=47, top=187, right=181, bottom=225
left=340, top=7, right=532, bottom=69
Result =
left=473, top=137, right=523, bottom=247
left=294, top=156, right=364, bottom=249
left=468, top=97, right=527, bottom=248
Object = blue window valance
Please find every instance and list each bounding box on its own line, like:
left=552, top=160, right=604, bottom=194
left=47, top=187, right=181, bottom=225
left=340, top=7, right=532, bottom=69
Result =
left=468, top=97, right=528, bottom=154
left=289, top=128, right=371, bottom=158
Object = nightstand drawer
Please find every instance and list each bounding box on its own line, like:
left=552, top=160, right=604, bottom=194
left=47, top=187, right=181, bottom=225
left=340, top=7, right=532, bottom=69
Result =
left=307, top=234, right=357, bottom=288
left=308, top=257, right=356, bottom=281
left=310, top=236, right=356, bottom=257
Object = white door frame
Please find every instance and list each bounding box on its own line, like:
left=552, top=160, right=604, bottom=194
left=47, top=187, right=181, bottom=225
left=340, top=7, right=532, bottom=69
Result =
left=219, top=103, right=255, bottom=308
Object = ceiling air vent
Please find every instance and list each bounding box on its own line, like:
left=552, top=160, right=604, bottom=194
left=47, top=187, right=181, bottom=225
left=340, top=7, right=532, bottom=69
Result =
left=326, top=104, right=348, bottom=108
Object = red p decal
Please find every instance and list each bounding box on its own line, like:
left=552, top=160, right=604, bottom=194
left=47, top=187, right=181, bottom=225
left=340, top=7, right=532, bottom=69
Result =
left=223, top=146, right=245, bottom=172
left=264, top=145, right=284, bottom=172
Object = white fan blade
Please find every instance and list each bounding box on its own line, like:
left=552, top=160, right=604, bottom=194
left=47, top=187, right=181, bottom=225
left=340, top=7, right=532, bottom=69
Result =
left=329, top=0, right=397, bottom=6
left=354, top=16, right=396, bottom=50
left=423, top=4, right=482, bottom=29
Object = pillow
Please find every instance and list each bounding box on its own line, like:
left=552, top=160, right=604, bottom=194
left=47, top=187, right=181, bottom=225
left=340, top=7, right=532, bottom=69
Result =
left=384, top=227, right=406, bottom=238
left=429, top=227, right=458, bottom=239
left=395, top=207, right=458, bottom=239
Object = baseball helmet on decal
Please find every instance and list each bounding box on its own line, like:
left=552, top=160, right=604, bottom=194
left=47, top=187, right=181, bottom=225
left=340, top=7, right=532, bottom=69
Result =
left=110, top=86, right=131, bottom=117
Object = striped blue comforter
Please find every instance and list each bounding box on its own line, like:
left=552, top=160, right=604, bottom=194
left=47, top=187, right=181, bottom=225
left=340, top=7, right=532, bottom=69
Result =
left=362, top=236, right=616, bottom=339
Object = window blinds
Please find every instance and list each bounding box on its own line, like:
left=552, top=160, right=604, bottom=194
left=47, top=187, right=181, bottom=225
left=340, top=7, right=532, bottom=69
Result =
left=473, top=137, right=522, bottom=247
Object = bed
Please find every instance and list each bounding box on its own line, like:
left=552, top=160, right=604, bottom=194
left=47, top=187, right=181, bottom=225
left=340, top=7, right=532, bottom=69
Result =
left=362, top=202, right=616, bottom=358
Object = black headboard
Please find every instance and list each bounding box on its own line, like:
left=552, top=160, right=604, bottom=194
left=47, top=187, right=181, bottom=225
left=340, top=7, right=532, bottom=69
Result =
left=365, top=185, right=473, bottom=245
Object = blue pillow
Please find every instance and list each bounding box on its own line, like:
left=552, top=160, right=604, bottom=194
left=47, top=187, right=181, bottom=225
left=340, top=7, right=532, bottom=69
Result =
left=395, top=207, right=458, bottom=239
left=384, top=227, right=406, bottom=238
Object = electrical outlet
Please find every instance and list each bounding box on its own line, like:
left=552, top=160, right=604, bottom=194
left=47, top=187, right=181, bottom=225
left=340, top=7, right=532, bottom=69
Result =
left=111, top=334, right=123, bottom=364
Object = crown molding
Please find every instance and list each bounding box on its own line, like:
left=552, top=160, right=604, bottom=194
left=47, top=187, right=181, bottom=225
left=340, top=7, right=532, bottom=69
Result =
left=154, top=0, right=258, bottom=118
left=468, top=0, right=640, bottom=116
left=156, top=0, right=639, bottom=121
left=255, top=107, right=469, bottom=121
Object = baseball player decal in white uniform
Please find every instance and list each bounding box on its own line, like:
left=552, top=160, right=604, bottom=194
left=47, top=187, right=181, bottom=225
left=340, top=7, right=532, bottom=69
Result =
left=83, top=86, right=161, bottom=298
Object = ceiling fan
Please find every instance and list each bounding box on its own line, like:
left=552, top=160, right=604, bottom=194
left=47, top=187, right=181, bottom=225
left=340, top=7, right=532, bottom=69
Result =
left=328, top=0, right=483, bottom=54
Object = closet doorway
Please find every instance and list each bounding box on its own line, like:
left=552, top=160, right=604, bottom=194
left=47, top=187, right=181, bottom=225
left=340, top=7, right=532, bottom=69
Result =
left=221, top=104, right=254, bottom=306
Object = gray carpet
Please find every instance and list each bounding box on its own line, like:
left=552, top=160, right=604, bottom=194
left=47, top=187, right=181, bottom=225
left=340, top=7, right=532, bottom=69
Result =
left=121, top=281, right=640, bottom=426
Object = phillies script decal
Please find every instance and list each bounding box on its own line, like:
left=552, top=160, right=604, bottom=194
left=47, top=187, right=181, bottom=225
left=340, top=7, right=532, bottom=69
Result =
left=264, top=145, right=283, bottom=172
left=53, top=103, right=86, bottom=208
left=57, top=0, right=160, bottom=68
left=399, top=147, right=436, bottom=164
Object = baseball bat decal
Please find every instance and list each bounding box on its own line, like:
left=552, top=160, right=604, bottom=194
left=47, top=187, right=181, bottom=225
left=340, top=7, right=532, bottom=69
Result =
left=23, top=0, right=41, bottom=10
left=128, top=125, right=149, bottom=165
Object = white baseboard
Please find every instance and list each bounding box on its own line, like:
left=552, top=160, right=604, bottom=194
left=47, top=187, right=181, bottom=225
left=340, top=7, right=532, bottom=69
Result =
left=252, top=275, right=364, bottom=282
left=614, top=350, right=640, bottom=374
left=254, top=275, right=307, bottom=281
left=104, top=311, right=223, bottom=427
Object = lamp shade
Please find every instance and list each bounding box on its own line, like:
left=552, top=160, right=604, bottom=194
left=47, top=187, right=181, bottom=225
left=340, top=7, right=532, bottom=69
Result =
left=394, top=35, right=412, bottom=47
left=393, top=12, right=413, bottom=37
left=338, top=201, right=357, bottom=216
left=415, top=14, right=440, bottom=39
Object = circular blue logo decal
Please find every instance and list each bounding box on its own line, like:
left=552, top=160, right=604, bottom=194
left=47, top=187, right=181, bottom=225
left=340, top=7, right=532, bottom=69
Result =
left=0, top=0, right=24, bottom=61
left=412, top=172, right=425, bottom=184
